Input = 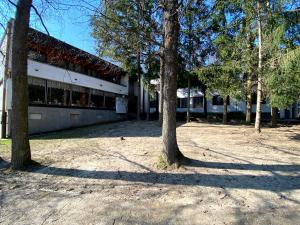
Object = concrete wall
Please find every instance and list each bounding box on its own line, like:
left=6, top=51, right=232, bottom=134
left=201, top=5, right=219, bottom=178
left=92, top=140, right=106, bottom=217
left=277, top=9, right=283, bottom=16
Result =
left=27, top=106, right=125, bottom=134
left=28, top=60, right=128, bottom=96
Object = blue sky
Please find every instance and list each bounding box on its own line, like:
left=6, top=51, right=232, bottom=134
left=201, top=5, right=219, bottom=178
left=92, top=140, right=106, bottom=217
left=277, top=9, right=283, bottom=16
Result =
left=0, top=1, right=98, bottom=55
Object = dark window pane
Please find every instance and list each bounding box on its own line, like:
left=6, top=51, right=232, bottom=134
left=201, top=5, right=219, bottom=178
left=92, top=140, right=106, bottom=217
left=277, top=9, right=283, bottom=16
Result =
left=177, top=98, right=180, bottom=108
left=47, top=87, right=64, bottom=105
left=90, top=94, right=104, bottom=107
left=181, top=98, right=187, bottom=108
left=212, top=95, right=230, bottom=105
left=193, top=97, right=203, bottom=108
left=28, top=84, right=45, bottom=104
left=105, top=94, right=116, bottom=109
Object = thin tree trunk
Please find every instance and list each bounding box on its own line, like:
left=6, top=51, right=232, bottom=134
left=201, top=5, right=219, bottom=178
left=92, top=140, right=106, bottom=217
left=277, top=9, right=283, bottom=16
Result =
left=158, top=54, right=164, bottom=126
left=223, top=96, right=228, bottom=124
left=11, top=0, right=33, bottom=169
left=146, top=91, right=150, bottom=120
left=161, top=0, right=185, bottom=165
left=136, top=51, right=141, bottom=120
left=246, top=77, right=252, bottom=123
left=1, top=21, right=12, bottom=139
left=255, top=0, right=263, bottom=133
left=186, top=76, right=191, bottom=123
left=271, top=107, right=278, bottom=127
left=203, top=86, right=207, bottom=118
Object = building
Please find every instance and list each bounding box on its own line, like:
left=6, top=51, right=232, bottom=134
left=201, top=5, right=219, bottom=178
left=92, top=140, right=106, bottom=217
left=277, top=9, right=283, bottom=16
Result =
left=144, top=85, right=300, bottom=121
left=0, top=20, right=130, bottom=137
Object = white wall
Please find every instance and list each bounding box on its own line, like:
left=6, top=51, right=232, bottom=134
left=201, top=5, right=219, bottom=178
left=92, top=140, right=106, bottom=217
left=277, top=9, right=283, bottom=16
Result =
left=28, top=60, right=128, bottom=96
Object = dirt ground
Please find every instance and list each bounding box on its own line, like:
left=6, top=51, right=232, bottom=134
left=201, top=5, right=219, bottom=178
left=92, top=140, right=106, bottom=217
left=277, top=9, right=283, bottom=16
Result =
left=0, top=121, right=300, bottom=225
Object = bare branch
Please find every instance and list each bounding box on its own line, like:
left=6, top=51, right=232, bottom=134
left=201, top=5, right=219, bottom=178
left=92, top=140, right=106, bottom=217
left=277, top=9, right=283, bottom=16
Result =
left=31, top=4, right=50, bottom=35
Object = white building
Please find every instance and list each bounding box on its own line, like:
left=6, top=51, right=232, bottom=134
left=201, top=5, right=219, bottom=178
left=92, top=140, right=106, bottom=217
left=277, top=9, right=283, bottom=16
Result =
left=0, top=21, right=130, bottom=137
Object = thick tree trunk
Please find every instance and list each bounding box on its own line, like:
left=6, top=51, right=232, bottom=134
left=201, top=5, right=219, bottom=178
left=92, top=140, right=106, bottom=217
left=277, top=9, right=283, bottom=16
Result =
left=136, top=51, right=141, bottom=120
left=246, top=78, right=252, bottom=123
left=11, top=0, right=33, bottom=169
left=271, top=107, right=278, bottom=127
left=161, top=0, right=185, bottom=165
left=158, top=55, right=164, bottom=126
left=255, top=0, right=263, bottom=133
left=186, top=76, right=191, bottom=123
left=223, top=96, right=228, bottom=124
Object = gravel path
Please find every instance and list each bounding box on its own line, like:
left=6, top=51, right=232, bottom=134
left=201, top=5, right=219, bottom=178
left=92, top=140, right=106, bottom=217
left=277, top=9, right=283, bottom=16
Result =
left=0, top=121, right=299, bottom=225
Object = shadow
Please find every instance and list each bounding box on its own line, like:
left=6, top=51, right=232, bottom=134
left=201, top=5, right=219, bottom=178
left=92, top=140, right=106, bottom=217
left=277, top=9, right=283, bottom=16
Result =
left=183, top=159, right=300, bottom=172
left=26, top=163, right=300, bottom=192
left=0, top=157, right=10, bottom=169
left=290, top=133, right=300, bottom=142
left=30, top=121, right=162, bottom=140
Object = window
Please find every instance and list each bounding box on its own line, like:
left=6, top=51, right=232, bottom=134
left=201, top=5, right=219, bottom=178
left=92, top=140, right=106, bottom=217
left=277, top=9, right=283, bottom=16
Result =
left=105, top=92, right=116, bottom=109
left=72, top=85, right=89, bottom=107
left=177, top=98, right=181, bottom=108
left=193, top=97, right=203, bottom=108
left=181, top=98, right=188, bottom=108
left=28, top=77, right=46, bottom=104
left=90, top=89, right=104, bottom=108
left=47, top=80, right=70, bottom=106
left=251, top=93, right=266, bottom=104
left=212, top=95, right=230, bottom=105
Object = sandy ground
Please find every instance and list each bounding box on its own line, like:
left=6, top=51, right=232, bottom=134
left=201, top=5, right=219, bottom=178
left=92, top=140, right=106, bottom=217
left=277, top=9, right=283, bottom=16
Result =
left=0, top=121, right=300, bottom=225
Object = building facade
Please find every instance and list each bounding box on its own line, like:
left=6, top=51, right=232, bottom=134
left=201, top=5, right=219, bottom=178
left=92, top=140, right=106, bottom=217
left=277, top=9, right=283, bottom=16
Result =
left=0, top=21, right=129, bottom=137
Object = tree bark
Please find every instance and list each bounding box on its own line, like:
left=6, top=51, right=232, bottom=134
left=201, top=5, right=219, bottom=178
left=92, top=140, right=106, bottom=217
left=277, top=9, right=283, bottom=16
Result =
left=158, top=54, right=164, bottom=126
left=186, top=76, right=191, bottom=123
left=146, top=90, right=150, bottom=120
left=246, top=77, right=252, bottom=123
left=11, top=0, right=33, bottom=169
left=255, top=0, right=263, bottom=133
left=161, top=0, right=185, bottom=165
left=1, top=21, right=12, bottom=139
left=136, top=51, right=141, bottom=120
left=203, top=86, right=207, bottom=118
left=271, top=107, right=278, bottom=127
left=223, top=96, right=228, bottom=124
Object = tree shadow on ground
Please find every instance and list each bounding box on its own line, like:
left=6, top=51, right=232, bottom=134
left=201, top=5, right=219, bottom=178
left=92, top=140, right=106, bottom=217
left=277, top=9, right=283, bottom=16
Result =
left=18, top=161, right=300, bottom=193
left=182, top=159, right=300, bottom=172
left=30, top=121, right=164, bottom=140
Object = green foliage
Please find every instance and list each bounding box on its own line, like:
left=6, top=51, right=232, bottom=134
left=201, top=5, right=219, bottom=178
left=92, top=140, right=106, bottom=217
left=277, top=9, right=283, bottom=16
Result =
left=266, top=47, right=300, bottom=108
left=196, top=65, right=243, bottom=100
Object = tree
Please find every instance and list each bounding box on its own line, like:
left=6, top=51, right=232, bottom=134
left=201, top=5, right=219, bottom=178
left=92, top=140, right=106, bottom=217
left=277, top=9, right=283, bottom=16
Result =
left=180, top=1, right=211, bottom=123
left=197, top=66, right=242, bottom=124
left=161, top=0, right=186, bottom=165
left=10, top=0, right=32, bottom=169
left=91, top=0, right=161, bottom=120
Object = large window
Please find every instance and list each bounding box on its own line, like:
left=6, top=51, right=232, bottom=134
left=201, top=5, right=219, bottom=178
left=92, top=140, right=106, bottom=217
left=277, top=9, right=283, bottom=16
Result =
left=72, top=85, right=89, bottom=107
left=105, top=92, right=116, bottom=109
left=193, top=97, right=203, bottom=108
left=28, top=77, right=118, bottom=109
left=28, top=77, right=46, bottom=104
left=212, top=95, right=230, bottom=106
left=90, top=89, right=104, bottom=108
left=181, top=98, right=188, bottom=108
left=47, top=80, right=70, bottom=106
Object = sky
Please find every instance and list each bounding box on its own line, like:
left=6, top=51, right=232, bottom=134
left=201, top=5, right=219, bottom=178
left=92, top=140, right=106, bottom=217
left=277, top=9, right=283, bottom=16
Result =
left=0, top=1, right=98, bottom=56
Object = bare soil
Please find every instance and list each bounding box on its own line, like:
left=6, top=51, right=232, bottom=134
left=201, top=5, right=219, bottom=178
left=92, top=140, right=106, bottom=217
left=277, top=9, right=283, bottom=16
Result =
left=0, top=121, right=299, bottom=225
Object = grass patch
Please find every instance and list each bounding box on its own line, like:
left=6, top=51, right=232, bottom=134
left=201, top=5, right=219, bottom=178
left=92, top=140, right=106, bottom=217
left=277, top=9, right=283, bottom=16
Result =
left=0, top=139, right=11, bottom=154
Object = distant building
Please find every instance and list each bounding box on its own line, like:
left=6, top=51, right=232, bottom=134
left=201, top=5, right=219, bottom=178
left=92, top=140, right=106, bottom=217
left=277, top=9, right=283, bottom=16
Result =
left=0, top=20, right=130, bottom=137
left=142, top=82, right=300, bottom=121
